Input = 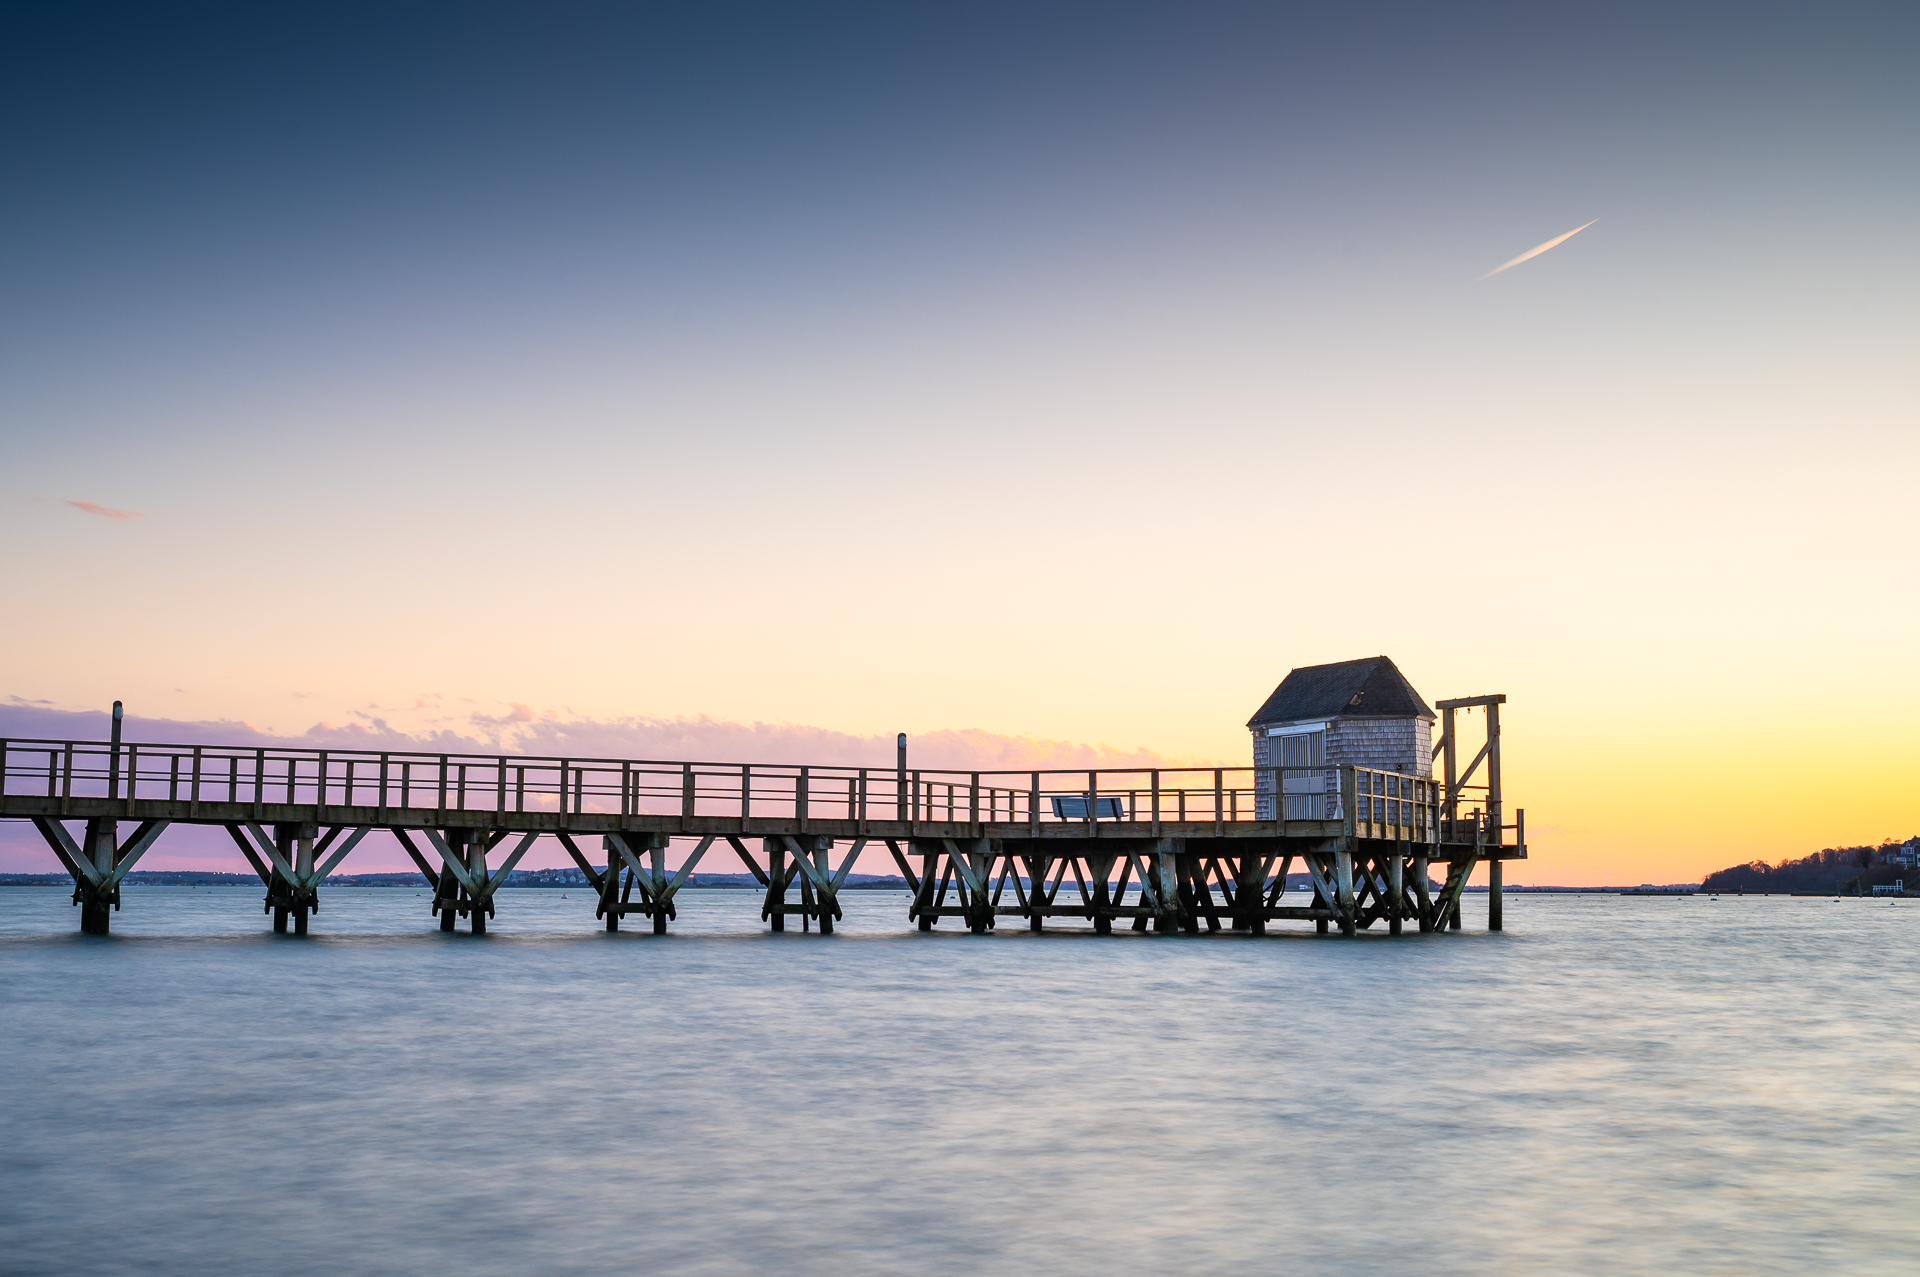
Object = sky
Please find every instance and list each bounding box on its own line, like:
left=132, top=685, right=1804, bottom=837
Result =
left=3, top=2, right=1916, bottom=885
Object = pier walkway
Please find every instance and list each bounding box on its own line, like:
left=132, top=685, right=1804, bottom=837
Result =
left=2, top=699, right=1523, bottom=938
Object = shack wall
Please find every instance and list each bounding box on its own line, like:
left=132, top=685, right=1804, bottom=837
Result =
left=1325, top=717, right=1431, bottom=778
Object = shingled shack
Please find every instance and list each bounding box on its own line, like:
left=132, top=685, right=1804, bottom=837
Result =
left=1247, top=656, right=1436, bottom=818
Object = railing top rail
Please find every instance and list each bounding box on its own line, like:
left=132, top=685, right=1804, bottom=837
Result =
left=0, top=737, right=1435, bottom=787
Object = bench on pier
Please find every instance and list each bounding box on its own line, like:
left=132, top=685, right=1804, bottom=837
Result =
left=1050, top=795, right=1125, bottom=820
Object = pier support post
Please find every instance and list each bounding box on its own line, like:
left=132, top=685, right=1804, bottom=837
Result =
left=1230, top=854, right=1262, bottom=934
left=1344, top=844, right=1359, bottom=937
left=972, top=838, right=997, bottom=934
left=80, top=817, right=117, bottom=934
left=1413, top=851, right=1432, bottom=932
left=917, top=846, right=936, bottom=930
left=597, top=850, right=619, bottom=931
left=467, top=831, right=489, bottom=934
left=1027, top=854, right=1047, bottom=931
left=1089, top=854, right=1115, bottom=934
left=267, top=823, right=319, bottom=935
left=1152, top=841, right=1183, bottom=933
left=1389, top=843, right=1405, bottom=935
left=439, top=857, right=461, bottom=930
left=765, top=837, right=786, bottom=932
left=1488, top=856, right=1503, bottom=932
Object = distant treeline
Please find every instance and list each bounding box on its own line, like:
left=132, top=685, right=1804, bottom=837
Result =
left=1701, top=845, right=1908, bottom=895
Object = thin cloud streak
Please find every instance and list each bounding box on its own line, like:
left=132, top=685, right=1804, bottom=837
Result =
left=64, top=500, right=143, bottom=519
left=1479, top=219, right=1597, bottom=280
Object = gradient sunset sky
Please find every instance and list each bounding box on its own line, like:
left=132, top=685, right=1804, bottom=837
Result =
left=3, top=3, right=1915, bottom=884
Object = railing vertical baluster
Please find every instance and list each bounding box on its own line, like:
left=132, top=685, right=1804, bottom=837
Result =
left=190, top=746, right=202, bottom=816
left=682, top=763, right=695, bottom=821
left=61, top=743, right=73, bottom=816
left=499, top=758, right=509, bottom=820
left=621, top=761, right=632, bottom=822
left=516, top=767, right=525, bottom=813
left=1087, top=771, right=1097, bottom=830
left=253, top=749, right=265, bottom=819
left=969, top=773, right=979, bottom=827
left=798, top=767, right=809, bottom=832
left=740, top=764, right=751, bottom=820
left=1151, top=769, right=1160, bottom=836
left=437, top=755, right=448, bottom=820
left=858, top=769, right=867, bottom=828
left=169, top=753, right=180, bottom=802
left=317, top=751, right=328, bottom=819
left=344, top=758, right=354, bottom=808
left=378, top=753, right=389, bottom=819
left=125, top=744, right=138, bottom=815
left=1029, top=772, right=1039, bottom=834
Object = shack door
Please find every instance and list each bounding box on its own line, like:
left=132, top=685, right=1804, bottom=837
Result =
left=1275, top=728, right=1328, bottom=819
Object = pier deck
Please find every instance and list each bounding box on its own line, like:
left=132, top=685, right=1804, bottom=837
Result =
left=2, top=711, right=1523, bottom=937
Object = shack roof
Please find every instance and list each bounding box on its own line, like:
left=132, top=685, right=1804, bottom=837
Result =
left=1246, top=656, right=1436, bottom=727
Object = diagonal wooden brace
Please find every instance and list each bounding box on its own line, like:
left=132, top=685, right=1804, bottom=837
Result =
left=417, top=827, right=480, bottom=894
left=31, top=817, right=96, bottom=886
left=475, top=831, right=540, bottom=898
left=106, top=820, right=170, bottom=886
left=311, top=827, right=371, bottom=886
left=243, top=822, right=301, bottom=885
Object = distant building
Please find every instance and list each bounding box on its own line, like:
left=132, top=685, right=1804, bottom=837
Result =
left=1247, top=655, right=1436, bottom=819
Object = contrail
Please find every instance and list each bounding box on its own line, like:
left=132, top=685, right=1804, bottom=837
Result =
left=1479, top=219, right=1596, bottom=280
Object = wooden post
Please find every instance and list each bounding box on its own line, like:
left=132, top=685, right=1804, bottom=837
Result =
left=1090, top=852, right=1121, bottom=933
left=1155, top=840, right=1181, bottom=933
left=78, top=815, right=115, bottom=934
left=918, top=843, right=936, bottom=930
left=1489, top=855, right=1504, bottom=932
left=468, top=830, right=488, bottom=934
left=1389, top=840, right=1405, bottom=935
left=1236, top=853, right=1266, bottom=934
left=1413, top=850, right=1432, bottom=932
left=815, top=840, right=834, bottom=935
left=1486, top=700, right=1502, bottom=849
left=766, top=837, right=786, bottom=932
left=1335, top=845, right=1356, bottom=937
left=599, top=839, right=619, bottom=931
left=1028, top=854, right=1047, bottom=931
left=292, top=823, right=315, bottom=935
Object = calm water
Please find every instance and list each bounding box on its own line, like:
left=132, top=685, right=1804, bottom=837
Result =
left=3, top=886, right=1917, bottom=1275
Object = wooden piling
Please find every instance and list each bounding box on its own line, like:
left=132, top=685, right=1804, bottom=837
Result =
left=1334, top=847, right=1356, bottom=938
left=766, top=837, right=786, bottom=932
left=1389, top=843, right=1405, bottom=936
left=1489, top=856, right=1503, bottom=932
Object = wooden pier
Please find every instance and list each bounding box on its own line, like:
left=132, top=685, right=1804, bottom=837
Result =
left=0, top=696, right=1523, bottom=938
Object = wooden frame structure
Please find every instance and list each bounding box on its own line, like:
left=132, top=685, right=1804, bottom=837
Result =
left=1, top=703, right=1524, bottom=937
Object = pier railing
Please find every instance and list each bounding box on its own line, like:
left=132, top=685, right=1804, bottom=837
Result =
left=0, top=737, right=1444, bottom=840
